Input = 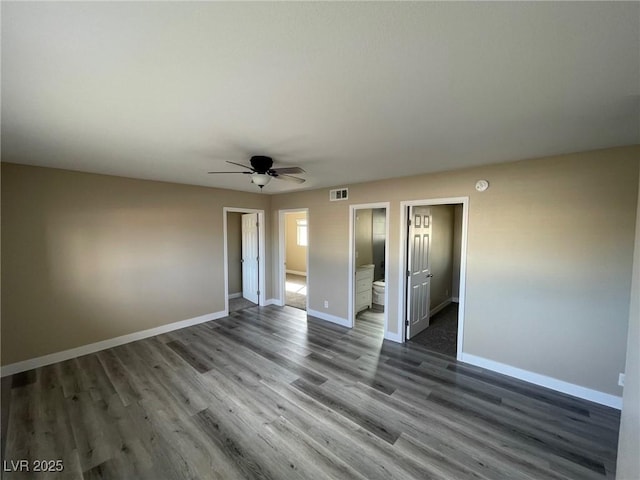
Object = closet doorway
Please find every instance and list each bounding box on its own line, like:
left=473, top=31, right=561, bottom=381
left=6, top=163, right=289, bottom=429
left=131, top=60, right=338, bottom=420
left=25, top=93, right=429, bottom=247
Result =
left=279, top=209, right=309, bottom=311
left=224, top=207, right=266, bottom=314
left=399, top=197, right=468, bottom=359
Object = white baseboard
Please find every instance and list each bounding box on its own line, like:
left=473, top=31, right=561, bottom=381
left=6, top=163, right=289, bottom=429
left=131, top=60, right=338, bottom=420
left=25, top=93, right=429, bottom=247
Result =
left=307, top=308, right=350, bottom=327
left=430, top=298, right=452, bottom=317
left=1, top=310, right=227, bottom=377
left=307, top=308, right=401, bottom=342
left=265, top=298, right=284, bottom=306
left=286, top=270, right=307, bottom=277
left=384, top=330, right=403, bottom=343
left=460, top=353, right=623, bottom=410
left=228, top=292, right=242, bottom=299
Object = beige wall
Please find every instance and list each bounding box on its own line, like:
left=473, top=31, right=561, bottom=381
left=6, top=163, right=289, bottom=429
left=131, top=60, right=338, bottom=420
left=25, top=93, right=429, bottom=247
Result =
left=1, top=163, right=271, bottom=365
left=616, top=168, right=640, bottom=479
left=227, top=212, right=243, bottom=295
left=430, top=205, right=454, bottom=310
left=272, top=146, right=639, bottom=396
left=355, top=209, right=373, bottom=267
left=2, top=147, right=639, bottom=401
left=285, top=212, right=307, bottom=274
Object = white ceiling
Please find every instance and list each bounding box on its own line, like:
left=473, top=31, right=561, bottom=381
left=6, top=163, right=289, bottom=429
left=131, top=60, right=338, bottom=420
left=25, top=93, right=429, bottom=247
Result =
left=2, top=2, right=639, bottom=194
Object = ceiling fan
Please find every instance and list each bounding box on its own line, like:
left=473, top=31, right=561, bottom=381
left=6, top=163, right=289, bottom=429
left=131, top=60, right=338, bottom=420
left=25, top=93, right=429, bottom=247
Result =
left=208, top=155, right=305, bottom=189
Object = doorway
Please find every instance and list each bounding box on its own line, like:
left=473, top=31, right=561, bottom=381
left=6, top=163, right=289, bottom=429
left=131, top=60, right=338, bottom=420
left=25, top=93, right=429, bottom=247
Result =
left=279, top=209, right=309, bottom=311
left=399, top=198, right=468, bottom=360
left=348, top=203, right=390, bottom=335
left=224, top=207, right=266, bottom=314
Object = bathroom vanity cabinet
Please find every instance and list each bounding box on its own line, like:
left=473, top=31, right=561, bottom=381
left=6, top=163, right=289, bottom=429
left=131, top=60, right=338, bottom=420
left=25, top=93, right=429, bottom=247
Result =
left=355, top=264, right=374, bottom=313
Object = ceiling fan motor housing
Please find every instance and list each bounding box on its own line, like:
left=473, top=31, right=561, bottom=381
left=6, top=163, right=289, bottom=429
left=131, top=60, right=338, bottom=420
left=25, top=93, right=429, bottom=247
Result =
left=250, top=155, right=274, bottom=174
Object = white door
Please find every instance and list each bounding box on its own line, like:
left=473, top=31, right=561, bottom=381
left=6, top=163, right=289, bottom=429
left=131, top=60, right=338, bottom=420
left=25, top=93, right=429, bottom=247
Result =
left=406, top=206, right=432, bottom=339
left=241, top=213, right=259, bottom=304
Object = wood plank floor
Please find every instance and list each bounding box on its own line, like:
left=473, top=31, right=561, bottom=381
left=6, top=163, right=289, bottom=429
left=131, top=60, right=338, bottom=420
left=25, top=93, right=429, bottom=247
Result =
left=2, top=305, right=620, bottom=479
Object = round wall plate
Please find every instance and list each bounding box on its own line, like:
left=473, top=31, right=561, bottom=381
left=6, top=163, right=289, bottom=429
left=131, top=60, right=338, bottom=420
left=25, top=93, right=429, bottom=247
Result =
left=475, top=179, right=489, bottom=192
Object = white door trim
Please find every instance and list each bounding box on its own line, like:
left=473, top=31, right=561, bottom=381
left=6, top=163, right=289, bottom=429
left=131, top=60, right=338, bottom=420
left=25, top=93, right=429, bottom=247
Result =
left=398, top=197, right=469, bottom=360
left=223, top=207, right=267, bottom=314
left=348, top=202, right=391, bottom=335
left=278, top=208, right=309, bottom=309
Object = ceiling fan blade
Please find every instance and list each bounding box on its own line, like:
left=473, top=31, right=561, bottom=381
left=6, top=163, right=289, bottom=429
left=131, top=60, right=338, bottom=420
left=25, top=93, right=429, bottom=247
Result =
left=274, top=174, right=305, bottom=184
left=207, top=171, right=251, bottom=174
left=226, top=160, right=254, bottom=171
left=271, top=166, right=305, bottom=175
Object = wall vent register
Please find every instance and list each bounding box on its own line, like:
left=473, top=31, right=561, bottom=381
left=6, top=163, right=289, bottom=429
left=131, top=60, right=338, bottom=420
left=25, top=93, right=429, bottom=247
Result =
left=330, top=188, right=349, bottom=201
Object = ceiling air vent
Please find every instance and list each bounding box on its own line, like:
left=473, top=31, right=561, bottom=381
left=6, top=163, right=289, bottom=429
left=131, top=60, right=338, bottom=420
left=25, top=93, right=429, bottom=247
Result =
left=329, top=188, right=348, bottom=201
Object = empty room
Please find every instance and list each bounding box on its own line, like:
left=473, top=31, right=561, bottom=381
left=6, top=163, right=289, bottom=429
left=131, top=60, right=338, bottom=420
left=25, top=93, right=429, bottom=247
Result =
left=1, top=2, right=639, bottom=480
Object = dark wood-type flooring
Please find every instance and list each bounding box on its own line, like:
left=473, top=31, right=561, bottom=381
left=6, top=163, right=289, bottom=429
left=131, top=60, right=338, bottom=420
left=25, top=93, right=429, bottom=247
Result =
left=228, top=297, right=258, bottom=313
left=2, top=305, right=620, bottom=479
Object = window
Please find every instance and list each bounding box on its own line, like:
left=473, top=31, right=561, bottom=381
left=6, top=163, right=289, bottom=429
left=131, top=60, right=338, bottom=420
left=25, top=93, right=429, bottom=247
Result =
left=296, top=218, right=308, bottom=246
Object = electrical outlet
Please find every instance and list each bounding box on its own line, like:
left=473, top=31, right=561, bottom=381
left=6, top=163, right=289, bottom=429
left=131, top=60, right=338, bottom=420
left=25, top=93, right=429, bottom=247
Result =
left=619, top=373, right=625, bottom=387
left=323, top=300, right=329, bottom=308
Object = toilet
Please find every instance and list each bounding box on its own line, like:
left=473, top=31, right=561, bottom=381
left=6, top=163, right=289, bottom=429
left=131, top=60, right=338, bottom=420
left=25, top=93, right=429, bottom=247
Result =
left=372, top=280, right=385, bottom=306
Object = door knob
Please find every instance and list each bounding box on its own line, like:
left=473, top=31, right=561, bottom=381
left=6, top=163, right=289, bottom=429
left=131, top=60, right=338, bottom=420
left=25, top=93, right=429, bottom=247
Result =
left=427, top=274, right=433, bottom=277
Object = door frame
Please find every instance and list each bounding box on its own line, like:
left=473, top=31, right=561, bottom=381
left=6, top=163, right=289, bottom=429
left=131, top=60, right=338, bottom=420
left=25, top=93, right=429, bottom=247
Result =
left=398, top=197, right=469, bottom=360
left=223, top=207, right=267, bottom=314
left=278, top=208, right=309, bottom=309
left=348, top=202, right=391, bottom=333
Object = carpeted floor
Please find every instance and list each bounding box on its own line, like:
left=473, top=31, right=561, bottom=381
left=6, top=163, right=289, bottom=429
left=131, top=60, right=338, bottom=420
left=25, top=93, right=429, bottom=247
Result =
left=285, top=273, right=307, bottom=310
left=409, top=302, right=458, bottom=358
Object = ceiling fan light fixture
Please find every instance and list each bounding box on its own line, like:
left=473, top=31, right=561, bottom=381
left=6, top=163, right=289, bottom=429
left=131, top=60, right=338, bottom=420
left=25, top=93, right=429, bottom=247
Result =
left=251, top=173, right=271, bottom=188
left=208, top=155, right=305, bottom=188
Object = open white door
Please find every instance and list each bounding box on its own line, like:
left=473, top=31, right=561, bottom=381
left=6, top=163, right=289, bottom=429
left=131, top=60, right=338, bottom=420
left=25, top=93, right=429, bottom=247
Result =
left=241, top=213, right=259, bottom=304
left=406, top=206, right=432, bottom=339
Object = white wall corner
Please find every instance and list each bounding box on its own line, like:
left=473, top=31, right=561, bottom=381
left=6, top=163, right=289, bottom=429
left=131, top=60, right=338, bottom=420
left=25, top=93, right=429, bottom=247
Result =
left=460, top=353, right=623, bottom=409
left=1, top=310, right=227, bottom=377
left=266, top=298, right=284, bottom=307
left=430, top=298, right=452, bottom=317
left=384, top=330, right=403, bottom=343
left=307, top=308, right=350, bottom=328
